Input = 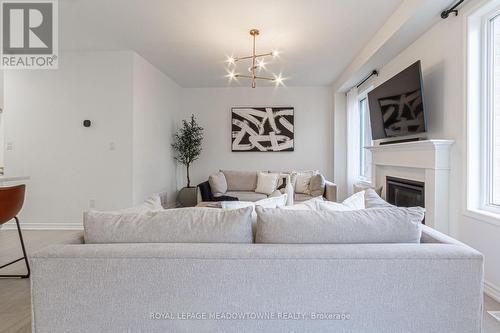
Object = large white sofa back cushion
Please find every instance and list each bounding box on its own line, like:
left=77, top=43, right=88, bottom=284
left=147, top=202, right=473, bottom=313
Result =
left=255, top=207, right=424, bottom=244
left=220, top=170, right=257, bottom=191
left=84, top=207, right=253, bottom=244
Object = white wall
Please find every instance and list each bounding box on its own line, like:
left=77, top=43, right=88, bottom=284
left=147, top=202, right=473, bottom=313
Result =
left=4, top=51, right=181, bottom=227
left=180, top=87, right=333, bottom=186
left=132, top=54, right=181, bottom=207
left=4, top=51, right=134, bottom=227
left=336, top=0, right=500, bottom=298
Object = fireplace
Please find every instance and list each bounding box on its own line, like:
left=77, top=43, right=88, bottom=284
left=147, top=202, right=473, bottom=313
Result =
left=386, top=176, right=425, bottom=210
left=367, top=140, right=453, bottom=232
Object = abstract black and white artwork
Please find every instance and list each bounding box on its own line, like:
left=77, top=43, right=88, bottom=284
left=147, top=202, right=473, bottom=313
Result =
left=231, top=107, right=294, bottom=152
left=378, top=89, right=424, bottom=137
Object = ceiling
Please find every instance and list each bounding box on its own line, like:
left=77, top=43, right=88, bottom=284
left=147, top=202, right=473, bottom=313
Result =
left=59, top=0, right=406, bottom=87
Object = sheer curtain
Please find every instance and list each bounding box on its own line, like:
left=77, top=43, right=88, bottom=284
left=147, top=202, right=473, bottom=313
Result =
left=346, top=87, right=360, bottom=196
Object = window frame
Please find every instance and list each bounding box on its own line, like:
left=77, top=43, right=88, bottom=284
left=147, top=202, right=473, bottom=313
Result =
left=465, top=0, right=500, bottom=226
left=483, top=9, right=500, bottom=213
left=357, top=87, right=373, bottom=184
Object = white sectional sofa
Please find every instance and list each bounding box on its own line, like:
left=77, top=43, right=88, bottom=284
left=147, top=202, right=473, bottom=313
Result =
left=30, top=195, right=484, bottom=333
left=31, top=226, right=483, bottom=333
left=198, top=169, right=337, bottom=204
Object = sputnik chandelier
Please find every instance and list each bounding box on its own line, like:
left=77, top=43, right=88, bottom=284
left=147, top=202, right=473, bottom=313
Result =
left=226, top=29, right=284, bottom=88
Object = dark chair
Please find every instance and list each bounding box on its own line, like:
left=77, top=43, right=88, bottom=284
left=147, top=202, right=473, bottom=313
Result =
left=0, top=184, right=30, bottom=278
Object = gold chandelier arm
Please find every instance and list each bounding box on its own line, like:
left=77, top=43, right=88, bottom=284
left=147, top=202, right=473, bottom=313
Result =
left=235, top=55, right=253, bottom=61
left=254, top=76, right=275, bottom=81
left=234, top=52, right=274, bottom=62
left=235, top=74, right=275, bottom=81
left=254, top=52, right=274, bottom=58
left=234, top=74, right=253, bottom=79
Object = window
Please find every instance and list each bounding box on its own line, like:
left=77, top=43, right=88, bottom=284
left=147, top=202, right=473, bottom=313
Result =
left=486, top=12, right=500, bottom=210
left=466, top=1, right=500, bottom=223
left=359, top=97, right=372, bottom=181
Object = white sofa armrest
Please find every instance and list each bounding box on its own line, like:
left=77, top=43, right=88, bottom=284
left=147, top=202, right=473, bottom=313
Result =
left=324, top=180, right=337, bottom=202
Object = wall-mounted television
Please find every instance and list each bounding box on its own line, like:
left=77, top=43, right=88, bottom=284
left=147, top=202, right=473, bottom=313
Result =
left=368, top=60, right=427, bottom=141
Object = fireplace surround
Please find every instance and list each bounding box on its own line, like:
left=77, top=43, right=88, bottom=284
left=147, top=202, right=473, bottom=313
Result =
left=367, top=139, right=454, bottom=232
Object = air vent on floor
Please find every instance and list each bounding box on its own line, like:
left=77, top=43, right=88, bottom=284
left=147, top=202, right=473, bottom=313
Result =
left=488, top=311, right=500, bottom=322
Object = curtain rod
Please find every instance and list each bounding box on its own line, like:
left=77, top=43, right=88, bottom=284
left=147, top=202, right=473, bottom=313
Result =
left=441, top=0, right=465, bottom=19
left=355, top=70, right=378, bottom=89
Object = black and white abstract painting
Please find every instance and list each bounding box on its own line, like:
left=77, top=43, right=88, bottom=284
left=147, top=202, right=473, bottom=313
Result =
left=378, top=89, right=425, bottom=137
left=231, top=107, right=294, bottom=152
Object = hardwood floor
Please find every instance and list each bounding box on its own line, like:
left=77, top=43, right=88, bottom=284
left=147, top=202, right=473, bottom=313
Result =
left=0, top=229, right=81, bottom=333
left=485, top=295, right=500, bottom=333
left=0, top=229, right=500, bottom=333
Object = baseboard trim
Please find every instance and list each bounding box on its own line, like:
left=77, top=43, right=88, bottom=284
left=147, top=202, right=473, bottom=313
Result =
left=485, top=280, right=500, bottom=303
left=1, top=221, right=83, bottom=230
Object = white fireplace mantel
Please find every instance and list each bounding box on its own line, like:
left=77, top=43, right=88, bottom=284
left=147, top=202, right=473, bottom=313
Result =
left=367, top=139, right=454, bottom=233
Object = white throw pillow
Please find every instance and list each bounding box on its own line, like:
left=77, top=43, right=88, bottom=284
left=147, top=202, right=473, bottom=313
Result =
left=320, top=191, right=366, bottom=212
left=342, top=190, right=366, bottom=209
left=255, top=172, right=279, bottom=195
left=281, top=196, right=324, bottom=210
left=256, top=194, right=288, bottom=208
left=294, top=170, right=318, bottom=194
left=320, top=202, right=355, bottom=212
left=138, top=194, right=164, bottom=211
left=209, top=171, right=228, bottom=197
left=94, top=194, right=163, bottom=215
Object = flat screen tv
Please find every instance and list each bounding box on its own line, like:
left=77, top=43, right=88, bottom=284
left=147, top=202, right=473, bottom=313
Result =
left=368, top=61, right=427, bottom=140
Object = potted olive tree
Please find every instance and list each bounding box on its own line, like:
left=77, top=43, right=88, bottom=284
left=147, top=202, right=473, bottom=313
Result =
left=172, top=114, right=203, bottom=207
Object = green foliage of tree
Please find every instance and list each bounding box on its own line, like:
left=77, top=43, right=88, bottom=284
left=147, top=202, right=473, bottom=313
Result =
left=171, top=114, right=204, bottom=187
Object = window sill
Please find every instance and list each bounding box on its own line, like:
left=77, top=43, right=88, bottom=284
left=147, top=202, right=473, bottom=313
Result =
left=356, top=179, right=372, bottom=186
left=464, top=208, right=500, bottom=227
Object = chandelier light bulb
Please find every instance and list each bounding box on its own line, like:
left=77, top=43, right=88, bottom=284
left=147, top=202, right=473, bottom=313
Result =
left=272, top=50, right=280, bottom=57
left=227, top=56, right=236, bottom=65
left=227, top=71, right=236, bottom=80
left=274, top=74, right=284, bottom=86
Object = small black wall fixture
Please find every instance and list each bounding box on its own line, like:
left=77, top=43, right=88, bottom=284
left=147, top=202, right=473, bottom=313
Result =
left=83, top=120, right=91, bottom=127
left=441, top=0, right=465, bottom=19
left=356, top=70, right=379, bottom=89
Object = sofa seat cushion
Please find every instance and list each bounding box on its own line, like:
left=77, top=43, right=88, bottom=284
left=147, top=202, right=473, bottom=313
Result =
left=226, top=191, right=267, bottom=202
left=221, top=170, right=257, bottom=191
left=255, top=206, right=424, bottom=244
left=84, top=207, right=253, bottom=244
